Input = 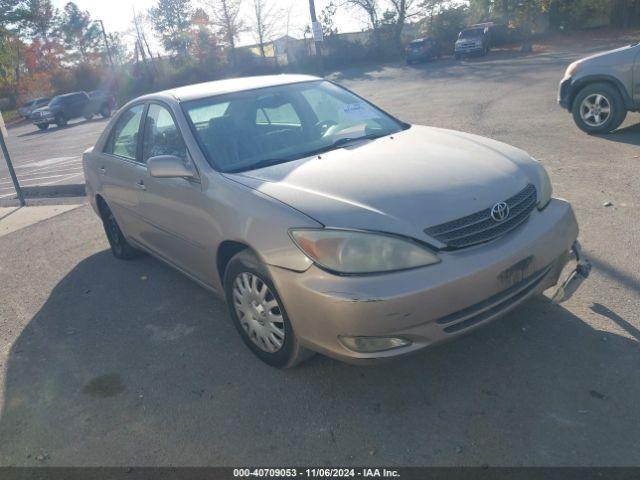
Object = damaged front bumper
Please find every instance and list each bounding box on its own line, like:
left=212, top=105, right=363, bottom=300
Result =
left=271, top=199, right=584, bottom=364
left=550, top=240, right=591, bottom=304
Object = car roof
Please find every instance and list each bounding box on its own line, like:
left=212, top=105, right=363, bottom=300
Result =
left=56, top=91, right=86, bottom=98
left=140, top=74, right=321, bottom=103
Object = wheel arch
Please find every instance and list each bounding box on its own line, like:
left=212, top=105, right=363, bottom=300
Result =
left=570, top=75, right=634, bottom=111
left=217, top=240, right=252, bottom=287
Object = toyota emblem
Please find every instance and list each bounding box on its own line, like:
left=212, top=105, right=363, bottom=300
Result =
left=490, top=201, right=510, bottom=222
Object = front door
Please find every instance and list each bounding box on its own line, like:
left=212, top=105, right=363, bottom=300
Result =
left=135, top=103, right=212, bottom=283
left=98, top=104, right=147, bottom=239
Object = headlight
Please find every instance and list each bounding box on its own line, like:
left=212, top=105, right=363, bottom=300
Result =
left=536, top=163, right=553, bottom=210
left=565, top=61, right=582, bottom=78
left=289, top=229, right=440, bottom=274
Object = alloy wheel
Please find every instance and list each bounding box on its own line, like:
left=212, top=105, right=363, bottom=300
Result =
left=580, top=93, right=611, bottom=127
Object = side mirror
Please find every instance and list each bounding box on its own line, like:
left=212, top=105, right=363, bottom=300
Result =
left=147, top=155, right=195, bottom=179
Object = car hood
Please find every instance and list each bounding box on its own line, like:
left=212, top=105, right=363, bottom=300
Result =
left=581, top=43, right=639, bottom=64
left=225, top=126, right=540, bottom=242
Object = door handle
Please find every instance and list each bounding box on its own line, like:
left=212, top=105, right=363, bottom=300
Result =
left=98, top=166, right=106, bottom=174
left=135, top=180, right=146, bottom=191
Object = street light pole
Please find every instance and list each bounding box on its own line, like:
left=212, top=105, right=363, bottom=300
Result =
left=308, top=0, right=324, bottom=76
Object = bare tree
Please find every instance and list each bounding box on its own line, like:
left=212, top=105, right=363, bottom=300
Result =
left=340, top=0, right=379, bottom=49
left=207, top=0, right=244, bottom=64
left=388, top=0, right=420, bottom=51
left=250, top=0, right=279, bottom=58
left=341, top=0, right=379, bottom=29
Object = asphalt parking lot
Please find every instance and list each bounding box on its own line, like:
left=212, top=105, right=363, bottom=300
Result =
left=0, top=117, right=109, bottom=201
left=0, top=40, right=639, bottom=466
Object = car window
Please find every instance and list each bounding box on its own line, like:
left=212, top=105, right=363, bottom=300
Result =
left=255, top=96, right=302, bottom=126
left=184, top=80, right=405, bottom=173
left=142, top=104, right=187, bottom=163
left=104, top=104, right=145, bottom=161
left=187, top=102, right=229, bottom=124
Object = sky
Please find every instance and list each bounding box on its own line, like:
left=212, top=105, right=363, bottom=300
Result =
left=52, top=0, right=373, bottom=51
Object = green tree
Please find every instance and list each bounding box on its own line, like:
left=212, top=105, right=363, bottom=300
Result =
left=149, top=0, right=193, bottom=56
left=425, top=3, right=469, bottom=52
left=106, top=32, right=129, bottom=65
left=59, top=2, right=101, bottom=63
left=22, top=0, right=58, bottom=43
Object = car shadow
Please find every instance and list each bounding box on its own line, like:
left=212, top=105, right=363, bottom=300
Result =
left=602, top=122, right=640, bottom=147
left=16, top=117, right=109, bottom=138
left=0, top=250, right=639, bottom=466
left=16, top=124, right=74, bottom=138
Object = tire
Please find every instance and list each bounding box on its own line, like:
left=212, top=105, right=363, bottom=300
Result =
left=37, top=123, right=49, bottom=131
left=100, top=104, right=112, bottom=118
left=99, top=201, right=141, bottom=260
left=55, top=114, right=67, bottom=127
left=224, top=250, right=314, bottom=368
left=85, top=113, right=94, bottom=120
left=571, top=82, right=627, bottom=134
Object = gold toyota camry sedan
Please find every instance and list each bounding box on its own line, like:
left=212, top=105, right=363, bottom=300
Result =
left=83, top=75, right=588, bottom=367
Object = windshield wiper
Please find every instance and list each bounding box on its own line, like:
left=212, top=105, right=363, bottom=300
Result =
left=228, top=133, right=388, bottom=173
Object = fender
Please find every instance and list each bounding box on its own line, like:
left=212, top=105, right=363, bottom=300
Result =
left=570, top=74, right=636, bottom=111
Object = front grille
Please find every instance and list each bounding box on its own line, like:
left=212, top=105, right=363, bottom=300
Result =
left=438, top=264, right=552, bottom=334
left=425, top=184, right=537, bottom=249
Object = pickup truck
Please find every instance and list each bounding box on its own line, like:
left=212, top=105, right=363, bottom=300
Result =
left=29, top=91, right=113, bottom=131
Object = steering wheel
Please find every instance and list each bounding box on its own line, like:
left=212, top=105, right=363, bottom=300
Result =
left=315, top=119, right=338, bottom=136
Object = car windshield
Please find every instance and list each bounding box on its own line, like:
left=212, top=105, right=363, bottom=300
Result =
left=183, top=80, right=407, bottom=173
left=49, top=96, right=64, bottom=106
left=460, top=28, right=484, bottom=39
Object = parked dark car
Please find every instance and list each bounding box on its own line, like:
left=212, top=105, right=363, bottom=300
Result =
left=455, top=26, right=491, bottom=58
left=29, top=91, right=112, bottom=130
left=17, top=97, right=50, bottom=118
left=405, top=38, right=441, bottom=64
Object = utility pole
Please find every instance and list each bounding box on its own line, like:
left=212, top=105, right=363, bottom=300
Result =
left=97, top=20, right=114, bottom=67
left=308, top=0, right=324, bottom=76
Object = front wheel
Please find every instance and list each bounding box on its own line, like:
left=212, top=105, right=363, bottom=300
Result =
left=37, top=123, right=49, bottom=131
left=571, top=83, right=627, bottom=134
left=55, top=114, right=67, bottom=127
left=85, top=113, right=94, bottom=120
left=224, top=250, right=314, bottom=368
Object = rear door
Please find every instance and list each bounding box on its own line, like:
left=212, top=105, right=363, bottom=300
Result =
left=98, top=103, right=147, bottom=239
left=69, top=93, right=84, bottom=118
left=136, top=102, right=211, bottom=282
